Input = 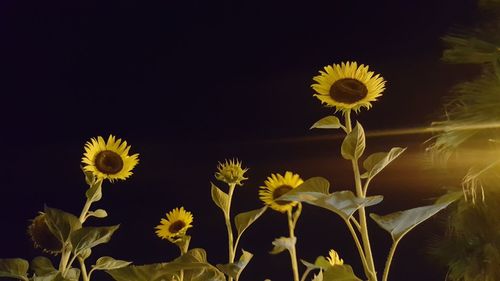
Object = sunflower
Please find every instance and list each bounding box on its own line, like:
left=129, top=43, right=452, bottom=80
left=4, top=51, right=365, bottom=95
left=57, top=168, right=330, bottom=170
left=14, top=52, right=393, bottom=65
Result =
left=311, top=61, right=386, bottom=113
left=215, top=158, right=248, bottom=186
left=28, top=212, right=62, bottom=255
left=82, top=135, right=139, bottom=182
left=155, top=207, right=193, bottom=242
left=326, top=249, right=344, bottom=266
left=259, top=171, right=303, bottom=213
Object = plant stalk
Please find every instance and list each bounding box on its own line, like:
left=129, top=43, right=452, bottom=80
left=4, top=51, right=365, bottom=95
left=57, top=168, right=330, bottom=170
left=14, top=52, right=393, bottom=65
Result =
left=382, top=239, right=400, bottom=281
left=287, top=209, right=300, bottom=281
left=225, top=183, right=236, bottom=281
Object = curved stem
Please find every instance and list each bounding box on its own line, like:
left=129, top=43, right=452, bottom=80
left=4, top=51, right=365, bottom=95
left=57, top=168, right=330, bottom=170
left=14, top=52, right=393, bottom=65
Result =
left=382, top=239, right=400, bottom=281
left=349, top=216, right=361, bottom=231
left=299, top=268, right=313, bottom=281
left=344, top=111, right=377, bottom=281
left=287, top=209, right=300, bottom=281
left=363, top=178, right=372, bottom=197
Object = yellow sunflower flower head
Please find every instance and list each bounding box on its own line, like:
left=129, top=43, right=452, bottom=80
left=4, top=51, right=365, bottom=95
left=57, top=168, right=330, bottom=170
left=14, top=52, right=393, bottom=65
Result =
left=155, top=207, right=194, bottom=243
left=82, top=135, right=139, bottom=182
left=326, top=249, right=344, bottom=267
left=27, top=212, right=63, bottom=255
left=259, top=171, right=303, bottom=213
left=215, top=158, right=249, bottom=186
left=311, top=61, right=386, bottom=114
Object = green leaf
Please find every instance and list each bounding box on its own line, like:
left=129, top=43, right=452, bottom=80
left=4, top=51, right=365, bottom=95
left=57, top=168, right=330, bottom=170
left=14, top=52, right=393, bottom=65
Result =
left=105, top=248, right=225, bottom=281
left=311, top=116, right=342, bottom=129
left=216, top=249, right=253, bottom=281
left=211, top=182, right=229, bottom=214
left=341, top=122, right=365, bottom=160
left=62, top=268, right=80, bottom=281
left=85, top=180, right=103, bottom=203
left=323, top=264, right=362, bottom=281
left=87, top=209, right=108, bottom=219
left=71, top=225, right=120, bottom=255
left=361, top=147, right=407, bottom=180
left=82, top=167, right=95, bottom=186
left=92, top=257, right=131, bottom=271
left=31, top=256, right=56, bottom=276
left=370, top=199, right=456, bottom=241
left=44, top=206, right=82, bottom=244
left=311, top=270, right=324, bottom=281
left=234, top=207, right=267, bottom=239
left=79, top=249, right=92, bottom=260
left=0, top=258, right=29, bottom=281
left=281, top=187, right=383, bottom=220
left=270, top=237, right=296, bottom=255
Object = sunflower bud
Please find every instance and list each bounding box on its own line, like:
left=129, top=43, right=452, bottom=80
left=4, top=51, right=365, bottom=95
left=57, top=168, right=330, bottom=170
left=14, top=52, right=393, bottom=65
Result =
left=27, top=213, right=62, bottom=255
left=215, top=158, right=248, bottom=186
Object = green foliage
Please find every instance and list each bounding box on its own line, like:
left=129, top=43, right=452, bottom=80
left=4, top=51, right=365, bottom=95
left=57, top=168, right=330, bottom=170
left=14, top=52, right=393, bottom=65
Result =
left=106, top=248, right=225, bottom=281
left=211, top=182, right=229, bottom=215
left=216, top=250, right=253, bottom=281
left=269, top=237, right=296, bottom=255
left=310, top=116, right=342, bottom=129
left=91, top=257, right=131, bottom=271
left=280, top=177, right=383, bottom=220
left=234, top=207, right=267, bottom=239
left=31, top=257, right=56, bottom=276
left=341, top=122, right=365, bottom=160
left=361, top=147, right=407, bottom=180
left=44, top=207, right=82, bottom=245
left=370, top=196, right=457, bottom=242
left=0, top=258, right=29, bottom=281
left=70, top=226, right=120, bottom=257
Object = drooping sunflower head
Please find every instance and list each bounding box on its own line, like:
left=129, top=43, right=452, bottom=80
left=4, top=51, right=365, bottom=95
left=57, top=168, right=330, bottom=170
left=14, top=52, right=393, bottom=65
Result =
left=155, top=207, right=194, bottom=243
left=27, top=212, right=62, bottom=255
left=82, top=135, right=139, bottom=182
left=311, top=61, right=386, bottom=114
left=259, top=171, right=303, bottom=213
left=215, top=158, right=249, bottom=186
left=326, top=249, right=344, bottom=266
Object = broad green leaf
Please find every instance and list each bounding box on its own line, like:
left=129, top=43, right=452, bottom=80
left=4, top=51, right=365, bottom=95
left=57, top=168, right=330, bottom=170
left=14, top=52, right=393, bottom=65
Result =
left=279, top=177, right=330, bottom=201
left=106, top=248, right=225, bottom=281
left=32, top=272, right=58, bottom=281
left=92, top=257, right=131, bottom=271
left=85, top=180, right=103, bottom=203
left=323, top=264, right=362, bottom=281
left=87, top=209, right=108, bottom=219
left=370, top=199, right=456, bottom=241
left=79, top=249, right=92, bottom=260
left=235, top=207, right=267, bottom=238
left=63, top=268, right=80, bottom=281
left=310, top=116, right=341, bottom=129
left=44, top=206, right=82, bottom=243
left=270, top=237, right=296, bottom=255
left=435, top=190, right=463, bottom=204
left=361, top=147, right=407, bottom=180
left=31, top=256, right=56, bottom=276
left=341, top=122, right=365, bottom=160
left=216, top=249, right=253, bottom=281
left=282, top=189, right=383, bottom=220
left=0, top=258, right=29, bottom=281
left=71, top=225, right=119, bottom=255
left=211, top=182, right=229, bottom=214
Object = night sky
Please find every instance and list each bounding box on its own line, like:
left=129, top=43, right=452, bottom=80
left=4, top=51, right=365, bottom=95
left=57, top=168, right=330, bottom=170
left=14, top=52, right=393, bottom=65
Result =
left=0, top=1, right=479, bottom=280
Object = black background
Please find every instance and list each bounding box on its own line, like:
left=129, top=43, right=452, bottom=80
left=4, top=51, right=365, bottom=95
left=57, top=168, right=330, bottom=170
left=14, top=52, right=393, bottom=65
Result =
left=0, top=1, right=479, bottom=280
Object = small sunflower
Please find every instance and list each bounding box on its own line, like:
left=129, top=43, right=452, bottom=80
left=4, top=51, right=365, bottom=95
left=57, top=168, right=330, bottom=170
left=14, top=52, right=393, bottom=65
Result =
left=82, top=135, right=139, bottom=182
left=326, top=249, right=344, bottom=266
left=311, top=61, right=386, bottom=113
left=155, top=207, right=193, bottom=242
left=259, top=171, right=303, bottom=213
left=27, top=213, right=62, bottom=255
left=215, top=158, right=249, bottom=186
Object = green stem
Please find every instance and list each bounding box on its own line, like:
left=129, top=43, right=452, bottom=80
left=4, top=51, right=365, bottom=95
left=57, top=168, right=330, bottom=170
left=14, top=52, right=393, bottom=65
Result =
left=58, top=246, right=71, bottom=274
left=382, top=240, right=400, bottom=281
left=78, top=257, right=90, bottom=281
left=299, top=268, right=313, bottom=281
left=79, top=197, right=93, bottom=223
left=287, top=209, right=300, bottom=281
left=225, top=183, right=236, bottom=281
left=178, top=240, right=189, bottom=281
left=345, top=218, right=369, bottom=276
left=344, top=111, right=377, bottom=281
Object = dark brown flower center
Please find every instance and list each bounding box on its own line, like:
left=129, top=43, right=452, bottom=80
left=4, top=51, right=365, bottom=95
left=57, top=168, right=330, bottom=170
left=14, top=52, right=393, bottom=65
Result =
left=329, top=78, right=368, bottom=104
left=94, top=150, right=124, bottom=175
left=169, top=220, right=186, bottom=234
left=273, top=185, right=293, bottom=205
